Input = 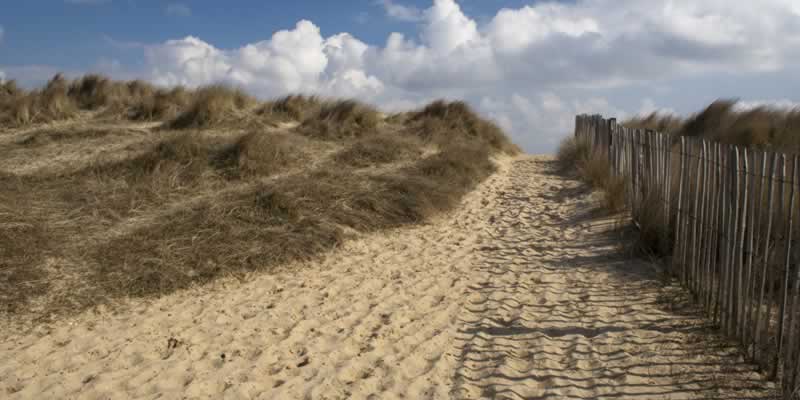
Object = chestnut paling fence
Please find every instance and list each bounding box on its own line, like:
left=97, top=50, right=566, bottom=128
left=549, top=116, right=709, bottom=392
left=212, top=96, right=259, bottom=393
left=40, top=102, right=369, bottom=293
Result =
left=575, top=114, right=800, bottom=399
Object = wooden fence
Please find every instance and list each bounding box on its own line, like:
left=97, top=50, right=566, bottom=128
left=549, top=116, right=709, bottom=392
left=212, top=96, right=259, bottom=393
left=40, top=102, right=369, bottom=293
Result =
left=575, top=114, right=800, bottom=399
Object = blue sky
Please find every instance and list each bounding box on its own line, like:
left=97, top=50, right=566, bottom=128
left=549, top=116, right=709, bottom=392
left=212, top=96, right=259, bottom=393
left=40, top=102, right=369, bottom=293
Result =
left=2, top=1, right=514, bottom=68
left=2, top=0, right=800, bottom=153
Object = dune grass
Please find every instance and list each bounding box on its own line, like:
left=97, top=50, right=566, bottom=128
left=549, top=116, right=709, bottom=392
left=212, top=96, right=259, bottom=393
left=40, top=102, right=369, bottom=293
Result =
left=623, top=99, right=800, bottom=151
left=166, top=85, right=257, bottom=129
left=333, top=134, right=423, bottom=168
left=556, top=136, right=625, bottom=214
left=0, top=76, right=517, bottom=322
left=296, top=99, right=382, bottom=139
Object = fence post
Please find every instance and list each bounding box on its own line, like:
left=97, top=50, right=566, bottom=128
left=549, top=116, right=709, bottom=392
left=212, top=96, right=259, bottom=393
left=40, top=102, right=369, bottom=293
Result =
left=736, top=148, right=749, bottom=339
left=756, top=153, right=779, bottom=365
left=774, top=154, right=796, bottom=380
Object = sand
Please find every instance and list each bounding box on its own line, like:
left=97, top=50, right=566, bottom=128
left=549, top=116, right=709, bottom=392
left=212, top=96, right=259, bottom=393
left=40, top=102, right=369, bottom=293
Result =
left=0, top=156, right=776, bottom=399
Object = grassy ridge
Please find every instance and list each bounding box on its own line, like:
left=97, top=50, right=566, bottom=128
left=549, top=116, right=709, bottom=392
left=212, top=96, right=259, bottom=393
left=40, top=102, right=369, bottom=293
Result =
left=624, top=99, right=800, bottom=151
left=0, top=74, right=518, bottom=320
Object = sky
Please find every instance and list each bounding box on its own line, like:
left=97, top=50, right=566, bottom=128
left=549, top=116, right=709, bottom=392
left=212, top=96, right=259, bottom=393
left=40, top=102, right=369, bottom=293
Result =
left=1, top=0, right=800, bottom=153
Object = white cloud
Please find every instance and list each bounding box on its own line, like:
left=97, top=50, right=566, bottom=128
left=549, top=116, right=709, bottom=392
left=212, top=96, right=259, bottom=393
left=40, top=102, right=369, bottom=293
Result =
left=379, top=0, right=423, bottom=22
left=9, top=0, right=800, bottom=152
left=134, top=0, right=800, bottom=151
left=165, top=3, right=192, bottom=17
left=0, top=70, right=6, bottom=83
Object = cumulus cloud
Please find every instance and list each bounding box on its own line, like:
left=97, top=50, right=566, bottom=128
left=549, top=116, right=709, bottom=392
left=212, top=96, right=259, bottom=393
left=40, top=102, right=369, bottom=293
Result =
left=165, top=3, right=192, bottom=17
left=142, top=20, right=385, bottom=99
left=379, top=0, right=423, bottom=22
left=26, top=0, right=799, bottom=152
left=0, top=70, right=5, bottom=83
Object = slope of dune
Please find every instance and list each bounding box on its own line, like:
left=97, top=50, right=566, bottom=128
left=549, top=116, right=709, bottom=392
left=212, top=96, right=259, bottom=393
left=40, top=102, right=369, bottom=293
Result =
left=1, top=77, right=517, bottom=323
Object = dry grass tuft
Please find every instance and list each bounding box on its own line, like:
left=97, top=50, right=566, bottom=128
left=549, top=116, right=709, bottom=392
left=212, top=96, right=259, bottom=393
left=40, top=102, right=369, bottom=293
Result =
left=166, top=85, right=256, bottom=129
left=557, top=136, right=626, bottom=214
left=297, top=99, right=381, bottom=139
left=623, top=99, right=800, bottom=152
left=127, top=86, right=191, bottom=121
left=0, top=175, right=51, bottom=314
left=68, top=74, right=131, bottom=110
left=0, top=74, right=78, bottom=127
left=0, top=80, right=23, bottom=98
left=257, top=95, right=323, bottom=122
left=217, top=131, right=308, bottom=177
left=405, top=100, right=520, bottom=154
left=627, top=187, right=671, bottom=259
left=333, top=133, right=422, bottom=168
left=624, top=112, right=684, bottom=134
left=556, top=136, right=591, bottom=173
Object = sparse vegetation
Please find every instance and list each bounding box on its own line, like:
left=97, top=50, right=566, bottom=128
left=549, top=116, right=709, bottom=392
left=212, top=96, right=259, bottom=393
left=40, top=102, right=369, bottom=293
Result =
left=257, top=94, right=323, bottom=122
left=333, top=134, right=422, bottom=168
left=556, top=136, right=625, bottom=214
left=297, top=99, right=382, bottom=139
left=0, top=75, right=517, bottom=322
left=166, top=85, right=256, bottom=129
left=623, top=99, right=800, bottom=151
left=404, top=100, right=520, bottom=154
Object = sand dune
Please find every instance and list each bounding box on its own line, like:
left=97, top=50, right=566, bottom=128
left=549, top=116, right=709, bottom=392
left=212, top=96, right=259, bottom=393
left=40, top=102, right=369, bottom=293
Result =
left=0, top=156, right=776, bottom=399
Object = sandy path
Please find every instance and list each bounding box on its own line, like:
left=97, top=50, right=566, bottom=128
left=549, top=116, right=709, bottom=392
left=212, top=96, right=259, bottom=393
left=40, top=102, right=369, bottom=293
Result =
left=0, top=156, right=775, bottom=399
left=451, top=157, right=775, bottom=399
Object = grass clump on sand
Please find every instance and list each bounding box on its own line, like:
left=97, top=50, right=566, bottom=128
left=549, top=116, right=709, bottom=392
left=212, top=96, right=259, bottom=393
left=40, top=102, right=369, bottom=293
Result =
left=333, top=133, right=422, bottom=168
left=217, top=131, right=309, bottom=177
left=297, top=99, right=382, bottom=139
left=257, top=95, right=323, bottom=123
left=0, top=75, right=77, bottom=127
left=556, top=136, right=625, bottom=213
left=166, top=85, right=256, bottom=129
left=127, top=86, right=191, bottom=121
left=404, top=100, right=520, bottom=154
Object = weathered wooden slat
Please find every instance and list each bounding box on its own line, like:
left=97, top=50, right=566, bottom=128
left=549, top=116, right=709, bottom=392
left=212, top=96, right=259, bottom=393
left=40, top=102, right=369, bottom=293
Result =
left=757, top=153, right=780, bottom=365
left=707, top=142, right=721, bottom=316
left=719, top=145, right=729, bottom=329
left=712, top=143, right=726, bottom=326
left=696, top=142, right=709, bottom=297
left=673, top=137, right=686, bottom=276
left=744, top=151, right=762, bottom=354
left=726, top=146, right=741, bottom=336
left=773, top=154, right=796, bottom=379
left=718, top=144, right=730, bottom=326
left=736, top=148, right=750, bottom=339
left=682, top=139, right=695, bottom=285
